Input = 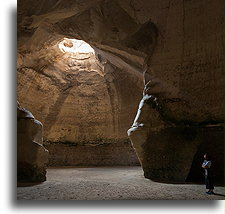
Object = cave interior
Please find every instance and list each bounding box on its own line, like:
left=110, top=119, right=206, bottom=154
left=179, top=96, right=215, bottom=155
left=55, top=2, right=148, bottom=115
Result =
left=17, top=0, right=223, bottom=187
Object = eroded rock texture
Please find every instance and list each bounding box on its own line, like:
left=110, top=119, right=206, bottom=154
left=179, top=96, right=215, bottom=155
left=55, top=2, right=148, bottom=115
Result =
left=17, top=103, right=49, bottom=182
left=46, top=140, right=138, bottom=167
left=126, top=0, right=223, bottom=183
left=17, top=0, right=146, bottom=166
left=17, top=0, right=223, bottom=182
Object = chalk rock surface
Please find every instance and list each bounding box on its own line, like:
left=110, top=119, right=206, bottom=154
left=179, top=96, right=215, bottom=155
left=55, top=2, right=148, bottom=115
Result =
left=17, top=103, right=49, bottom=182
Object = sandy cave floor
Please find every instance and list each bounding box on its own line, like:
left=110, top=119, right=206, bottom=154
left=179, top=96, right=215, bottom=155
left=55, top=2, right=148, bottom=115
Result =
left=17, top=167, right=224, bottom=200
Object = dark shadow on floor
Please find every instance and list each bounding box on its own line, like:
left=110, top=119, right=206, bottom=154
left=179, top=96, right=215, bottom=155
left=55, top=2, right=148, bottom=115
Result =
left=17, top=182, right=44, bottom=187
left=213, top=193, right=225, bottom=197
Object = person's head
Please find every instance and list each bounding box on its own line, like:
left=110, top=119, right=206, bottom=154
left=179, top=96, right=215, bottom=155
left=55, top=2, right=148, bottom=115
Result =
left=204, top=153, right=211, bottom=160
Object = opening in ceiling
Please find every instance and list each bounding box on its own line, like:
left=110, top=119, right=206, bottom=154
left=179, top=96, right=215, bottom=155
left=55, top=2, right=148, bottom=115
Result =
left=58, top=38, right=95, bottom=54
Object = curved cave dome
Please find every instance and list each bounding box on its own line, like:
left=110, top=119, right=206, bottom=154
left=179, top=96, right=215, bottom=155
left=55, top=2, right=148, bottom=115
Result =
left=17, top=31, right=144, bottom=175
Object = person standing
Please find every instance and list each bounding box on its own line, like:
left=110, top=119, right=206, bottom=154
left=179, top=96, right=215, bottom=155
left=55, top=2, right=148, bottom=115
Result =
left=202, top=153, right=214, bottom=194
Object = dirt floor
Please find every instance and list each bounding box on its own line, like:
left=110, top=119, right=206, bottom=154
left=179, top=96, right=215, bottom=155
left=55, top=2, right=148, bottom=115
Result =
left=17, top=167, right=224, bottom=200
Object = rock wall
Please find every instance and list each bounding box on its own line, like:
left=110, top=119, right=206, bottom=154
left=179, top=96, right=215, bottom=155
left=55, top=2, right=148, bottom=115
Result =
left=17, top=103, right=49, bottom=182
left=127, top=0, right=223, bottom=183
left=46, top=141, right=139, bottom=167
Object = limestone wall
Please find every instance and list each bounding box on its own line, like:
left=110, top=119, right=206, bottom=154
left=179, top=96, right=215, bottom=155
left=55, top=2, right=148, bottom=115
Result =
left=17, top=104, right=49, bottom=182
